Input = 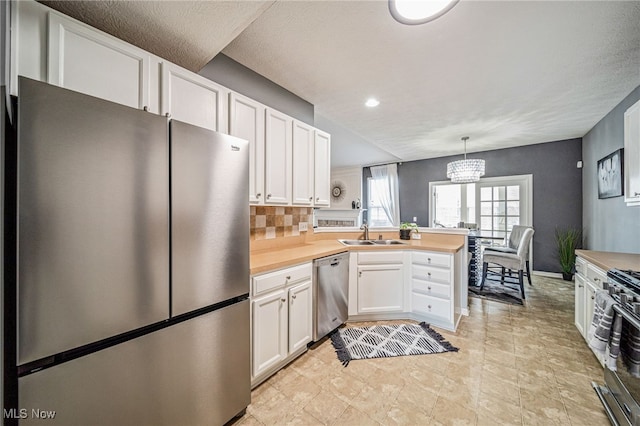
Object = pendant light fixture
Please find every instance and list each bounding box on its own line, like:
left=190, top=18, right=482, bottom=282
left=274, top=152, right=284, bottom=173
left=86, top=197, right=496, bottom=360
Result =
left=389, top=0, right=459, bottom=25
left=446, top=137, right=485, bottom=183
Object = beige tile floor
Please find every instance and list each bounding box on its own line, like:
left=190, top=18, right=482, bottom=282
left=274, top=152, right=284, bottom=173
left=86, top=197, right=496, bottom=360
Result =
left=237, top=276, right=610, bottom=425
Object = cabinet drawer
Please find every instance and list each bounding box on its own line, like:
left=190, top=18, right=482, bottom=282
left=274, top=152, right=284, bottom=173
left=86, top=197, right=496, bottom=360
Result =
left=412, top=251, right=451, bottom=268
left=411, top=264, right=451, bottom=285
left=575, top=257, right=587, bottom=277
left=252, top=263, right=312, bottom=296
left=358, top=251, right=404, bottom=265
left=586, top=263, right=607, bottom=289
left=412, top=279, right=450, bottom=299
left=412, top=292, right=451, bottom=320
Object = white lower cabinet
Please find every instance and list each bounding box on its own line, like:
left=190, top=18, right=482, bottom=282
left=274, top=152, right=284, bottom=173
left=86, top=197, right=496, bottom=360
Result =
left=574, top=272, right=586, bottom=336
left=251, top=263, right=312, bottom=386
left=252, top=289, right=287, bottom=378
left=347, top=250, right=459, bottom=331
left=357, top=264, right=404, bottom=314
left=288, top=281, right=313, bottom=353
left=410, top=251, right=455, bottom=329
left=575, top=255, right=606, bottom=366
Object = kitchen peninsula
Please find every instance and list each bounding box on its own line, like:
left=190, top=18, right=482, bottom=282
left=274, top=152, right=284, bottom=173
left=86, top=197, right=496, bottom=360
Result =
left=249, top=229, right=468, bottom=386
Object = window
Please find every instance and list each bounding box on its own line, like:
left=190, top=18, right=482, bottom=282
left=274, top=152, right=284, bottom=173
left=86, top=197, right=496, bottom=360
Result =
left=368, top=177, right=393, bottom=227
left=366, top=163, right=400, bottom=227
left=429, top=175, right=532, bottom=240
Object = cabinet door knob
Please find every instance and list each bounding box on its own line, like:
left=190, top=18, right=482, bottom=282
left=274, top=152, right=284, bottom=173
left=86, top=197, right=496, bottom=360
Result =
left=578, top=284, right=583, bottom=288
left=594, top=278, right=600, bottom=282
left=635, top=192, right=640, bottom=197
left=281, top=298, right=286, bottom=303
left=428, top=305, right=432, bottom=309
left=143, top=105, right=148, bottom=112
left=427, top=258, right=432, bottom=263
left=292, top=294, right=297, bottom=299
left=316, top=197, right=320, bottom=202
left=359, top=271, right=362, bottom=277
left=427, top=272, right=431, bottom=277
left=286, top=276, right=291, bottom=280
left=267, top=194, right=272, bottom=199
left=591, top=295, right=595, bottom=300
left=256, top=193, right=262, bottom=198
left=309, top=196, right=313, bottom=201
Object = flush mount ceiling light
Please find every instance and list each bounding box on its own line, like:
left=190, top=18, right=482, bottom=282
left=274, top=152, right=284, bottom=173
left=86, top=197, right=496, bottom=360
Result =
left=446, top=136, right=485, bottom=183
left=365, top=98, right=380, bottom=107
left=389, top=0, right=459, bottom=25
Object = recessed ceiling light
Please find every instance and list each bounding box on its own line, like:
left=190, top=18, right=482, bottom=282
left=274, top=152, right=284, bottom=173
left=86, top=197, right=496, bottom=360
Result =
left=365, top=98, right=380, bottom=107
left=389, top=0, right=459, bottom=25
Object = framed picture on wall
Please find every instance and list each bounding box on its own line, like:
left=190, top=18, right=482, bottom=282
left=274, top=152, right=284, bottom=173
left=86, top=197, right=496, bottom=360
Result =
left=597, top=148, right=624, bottom=199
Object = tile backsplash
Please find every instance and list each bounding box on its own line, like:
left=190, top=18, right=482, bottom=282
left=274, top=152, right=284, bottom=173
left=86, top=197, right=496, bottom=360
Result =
left=250, top=206, right=310, bottom=240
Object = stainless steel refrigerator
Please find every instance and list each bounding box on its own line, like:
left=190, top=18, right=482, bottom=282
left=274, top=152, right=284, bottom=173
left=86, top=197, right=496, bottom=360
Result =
left=15, top=77, right=250, bottom=425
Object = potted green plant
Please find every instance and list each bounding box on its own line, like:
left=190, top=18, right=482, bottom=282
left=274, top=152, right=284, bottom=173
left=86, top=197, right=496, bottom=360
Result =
left=399, top=222, right=419, bottom=240
left=555, top=226, right=582, bottom=281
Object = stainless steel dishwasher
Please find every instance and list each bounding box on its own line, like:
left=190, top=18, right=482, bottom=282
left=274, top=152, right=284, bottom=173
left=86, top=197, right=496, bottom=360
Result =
left=313, top=252, right=349, bottom=341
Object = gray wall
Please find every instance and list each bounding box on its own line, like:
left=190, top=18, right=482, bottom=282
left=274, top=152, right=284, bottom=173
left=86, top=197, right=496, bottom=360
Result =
left=582, top=85, right=640, bottom=254
left=199, top=53, right=314, bottom=126
left=395, top=139, right=583, bottom=273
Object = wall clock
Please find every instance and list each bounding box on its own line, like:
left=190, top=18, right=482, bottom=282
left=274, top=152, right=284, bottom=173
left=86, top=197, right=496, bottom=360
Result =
left=331, top=181, right=346, bottom=201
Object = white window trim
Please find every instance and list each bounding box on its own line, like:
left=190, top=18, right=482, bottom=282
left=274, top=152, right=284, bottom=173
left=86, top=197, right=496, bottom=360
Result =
left=429, top=175, right=533, bottom=226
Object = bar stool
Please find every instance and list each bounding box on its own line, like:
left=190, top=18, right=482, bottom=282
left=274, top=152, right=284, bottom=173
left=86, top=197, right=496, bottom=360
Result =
left=480, top=228, right=535, bottom=300
left=484, top=225, right=533, bottom=285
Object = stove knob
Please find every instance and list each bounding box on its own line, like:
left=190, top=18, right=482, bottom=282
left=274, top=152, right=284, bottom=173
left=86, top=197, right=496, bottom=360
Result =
left=634, top=303, right=640, bottom=315
left=621, top=293, right=629, bottom=304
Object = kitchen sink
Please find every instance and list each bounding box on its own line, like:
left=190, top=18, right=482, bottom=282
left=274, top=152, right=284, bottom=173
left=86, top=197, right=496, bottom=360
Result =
left=338, top=239, right=406, bottom=246
left=372, top=240, right=407, bottom=245
left=338, top=239, right=375, bottom=246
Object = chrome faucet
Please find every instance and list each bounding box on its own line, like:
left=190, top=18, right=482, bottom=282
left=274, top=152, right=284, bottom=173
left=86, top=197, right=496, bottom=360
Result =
left=360, top=223, right=369, bottom=240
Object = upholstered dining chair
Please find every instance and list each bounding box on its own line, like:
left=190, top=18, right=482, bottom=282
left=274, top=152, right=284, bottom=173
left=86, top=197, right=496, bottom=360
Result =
left=484, top=225, right=534, bottom=285
left=480, top=227, right=535, bottom=300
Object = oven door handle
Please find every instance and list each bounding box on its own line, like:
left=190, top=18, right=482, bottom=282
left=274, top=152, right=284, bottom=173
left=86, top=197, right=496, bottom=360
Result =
left=613, top=304, right=640, bottom=330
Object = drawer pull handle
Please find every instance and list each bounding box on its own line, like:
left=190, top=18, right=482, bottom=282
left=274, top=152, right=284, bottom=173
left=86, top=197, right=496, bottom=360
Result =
left=578, top=284, right=583, bottom=288
left=428, top=305, right=432, bottom=310
left=428, top=286, right=431, bottom=291
left=594, top=278, right=600, bottom=282
left=427, top=272, right=431, bottom=277
left=286, top=276, right=291, bottom=280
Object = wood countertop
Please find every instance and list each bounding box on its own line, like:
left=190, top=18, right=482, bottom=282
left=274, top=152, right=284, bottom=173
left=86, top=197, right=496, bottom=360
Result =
left=576, top=249, right=640, bottom=272
left=250, top=235, right=465, bottom=275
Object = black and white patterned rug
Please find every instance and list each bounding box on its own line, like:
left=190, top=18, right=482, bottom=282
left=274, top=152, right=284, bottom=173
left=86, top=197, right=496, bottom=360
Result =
left=329, top=322, right=458, bottom=366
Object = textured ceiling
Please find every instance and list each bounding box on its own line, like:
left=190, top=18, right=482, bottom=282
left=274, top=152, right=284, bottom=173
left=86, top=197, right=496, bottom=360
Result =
left=40, top=1, right=640, bottom=166
left=223, top=0, right=640, bottom=162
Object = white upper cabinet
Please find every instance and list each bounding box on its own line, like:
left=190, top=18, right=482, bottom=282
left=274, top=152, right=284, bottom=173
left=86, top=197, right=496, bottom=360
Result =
left=624, top=99, right=640, bottom=206
left=292, top=120, right=315, bottom=206
left=314, top=130, right=331, bottom=207
left=161, top=62, right=227, bottom=132
left=229, top=92, right=265, bottom=204
left=265, top=108, right=292, bottom=205
left=47, top=12, right=150, bottom=110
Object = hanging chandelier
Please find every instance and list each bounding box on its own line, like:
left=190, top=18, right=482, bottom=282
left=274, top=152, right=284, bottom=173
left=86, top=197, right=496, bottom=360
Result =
left=446, top=136, right=485, bottom=183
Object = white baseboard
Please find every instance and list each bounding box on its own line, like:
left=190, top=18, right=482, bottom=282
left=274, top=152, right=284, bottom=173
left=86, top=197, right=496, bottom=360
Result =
left=532, top=270, right=563, bottom=279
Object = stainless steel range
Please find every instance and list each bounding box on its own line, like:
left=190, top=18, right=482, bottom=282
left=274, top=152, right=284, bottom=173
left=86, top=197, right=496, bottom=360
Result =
left=593, top=269, right=640, bottom=426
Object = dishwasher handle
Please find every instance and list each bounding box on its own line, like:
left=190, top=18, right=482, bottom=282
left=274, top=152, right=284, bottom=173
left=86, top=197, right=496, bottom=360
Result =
left=313, top=252, right=349, bottom=268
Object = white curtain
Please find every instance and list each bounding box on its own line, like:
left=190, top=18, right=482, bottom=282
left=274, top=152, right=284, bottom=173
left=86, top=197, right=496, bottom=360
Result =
left=370, top=163, right=400, bottom=226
